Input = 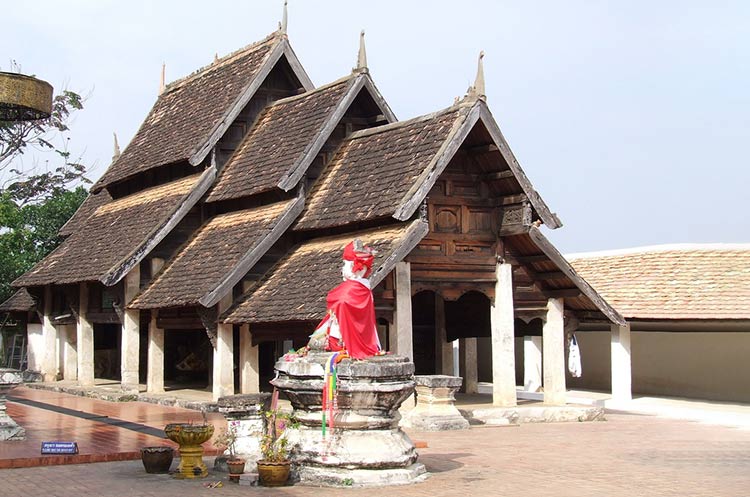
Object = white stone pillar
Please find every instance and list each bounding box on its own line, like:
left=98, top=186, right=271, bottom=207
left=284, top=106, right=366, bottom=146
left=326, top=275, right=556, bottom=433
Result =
left=61, top=325, right=77, bottom=381
left=523, top=335, right=542, bottom=392
left=239, top=324, right=259, bottom=394
left=393, top=262, right=413, bottom=360
left=121, top=266, right=141, bottom=391
left=490, top=262, right=516, bottom=406
left=41, top=285, right=58, bottom=382
left=213, top=295, right=235, bottom=400
left=611, top=322, right=632, bottom=402
left=543, top=298, right=566, bottom=405
left=77, top=283, right=94, bottom=387
left=147, top=311, right=165, bottom=393
left=435, top=294, right=454, bottom=375
left=459, top=337, right=478, bottom=394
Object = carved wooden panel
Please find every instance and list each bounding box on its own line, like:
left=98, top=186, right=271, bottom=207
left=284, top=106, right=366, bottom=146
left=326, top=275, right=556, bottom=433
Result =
left=454, top=242, right=493, bottom=256
left=429, top=180, right=446, bottom=196
left=412, top=240, right=444, bottom=255
left=467, top=207, right=494, bottom=233
left=434, top=205, right=461, bottom=233
left=452, top=180, right=480, bottom=197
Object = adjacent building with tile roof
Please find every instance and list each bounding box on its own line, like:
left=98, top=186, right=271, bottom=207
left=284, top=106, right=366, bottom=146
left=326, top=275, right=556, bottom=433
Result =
left=8, top=22, right=626, bottom=407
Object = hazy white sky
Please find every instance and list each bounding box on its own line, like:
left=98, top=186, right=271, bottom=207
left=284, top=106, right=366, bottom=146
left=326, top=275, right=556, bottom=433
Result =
left=4, top=1, right=749, bottom=253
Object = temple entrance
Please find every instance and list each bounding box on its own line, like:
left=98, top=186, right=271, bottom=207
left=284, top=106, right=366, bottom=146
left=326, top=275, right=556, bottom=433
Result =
left=412, top=291, right=436, bottom=374
left=164, top=329, right=210, bottom=390
left=93, top=323, right=120, bottom=380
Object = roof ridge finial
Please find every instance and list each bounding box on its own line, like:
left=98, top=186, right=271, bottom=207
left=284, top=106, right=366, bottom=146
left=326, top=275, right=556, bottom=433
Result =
left=280, top=0, right=288, bottom=35
left=112, top=132, right=121, bottom=162
left=158, top=62, right=166, bottom=95
left=466, top=50, right=486, bottom=100
left=214, top=53, right=219, bottom=63
left=354, top=29, right=368, bottom=73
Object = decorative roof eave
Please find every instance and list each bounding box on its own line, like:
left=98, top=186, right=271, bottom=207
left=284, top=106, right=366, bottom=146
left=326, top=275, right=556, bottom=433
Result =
left=188, top=37, right=315, bottom=168
left=478, top=103, right=562, bottom=229
left=392, top=103, right=481, bottom=221
left=276, top=72, right=397, bottom=192
left=100, top=166, right=217, bottom=287
left=198, top=191, right=305, bottom=308
left=527, top=225, right=626, bottom=326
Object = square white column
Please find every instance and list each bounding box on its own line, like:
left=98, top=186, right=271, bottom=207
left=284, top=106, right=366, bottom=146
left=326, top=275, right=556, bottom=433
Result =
left=392, top=262, right=414, bottom=360
left=239, top=324, right=259, bottom=394
left=147, top=311, right=165, bottom=393
left=490, top=262, right=516, bottom=406
left=459, top=337, right=478, bottom=394
left=213, top=295, right=235, bottom=400
left=435, top=294, right=454, bottom=375
left=121, top=265, right=140, bottom=391
left=41, top=285, right=58, bottom=382
left=543, top=297, right=566, bottom=405
left=61, top=325, right=77, bottom=381
left=523, top=335, right=542, bottom=392
left=611, top=322, right=632, bottom=401
left=77, top=282, right=94, bottom=386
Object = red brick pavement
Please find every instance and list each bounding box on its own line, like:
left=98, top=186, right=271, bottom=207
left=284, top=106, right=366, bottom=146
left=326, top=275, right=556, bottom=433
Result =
left=1, top=388, right=749, bottom=496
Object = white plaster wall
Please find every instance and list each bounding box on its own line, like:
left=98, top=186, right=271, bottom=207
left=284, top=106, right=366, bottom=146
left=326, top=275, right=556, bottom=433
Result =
left=26, top=323, right=44, bottom=371
left=567, top=331, right=750, bottom=403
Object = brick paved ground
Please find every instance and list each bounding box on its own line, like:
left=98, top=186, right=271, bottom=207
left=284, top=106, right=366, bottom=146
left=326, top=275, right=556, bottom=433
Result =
left=1, top=411, right=749, bottom=497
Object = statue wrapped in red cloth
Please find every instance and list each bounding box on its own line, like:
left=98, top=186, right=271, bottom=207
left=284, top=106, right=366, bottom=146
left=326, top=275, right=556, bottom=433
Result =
left=310, top=239, right=382, bottom=359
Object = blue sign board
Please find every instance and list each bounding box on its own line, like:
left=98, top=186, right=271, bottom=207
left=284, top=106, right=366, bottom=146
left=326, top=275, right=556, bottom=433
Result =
left=41, top=441, right=79, bottom=455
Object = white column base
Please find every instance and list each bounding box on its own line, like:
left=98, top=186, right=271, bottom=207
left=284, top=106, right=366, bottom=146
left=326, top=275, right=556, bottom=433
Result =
left=239, top=324, right=259, bottom=394
left=147, top=312, right=165, bottom=393
left=490, top=262, right=517, bottom=407
left=611, top=322, right=632, bottom=402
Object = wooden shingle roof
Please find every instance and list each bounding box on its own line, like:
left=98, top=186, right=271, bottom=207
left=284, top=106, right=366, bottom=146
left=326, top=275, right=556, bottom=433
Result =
left=58, top=190, right=112, bottom=237
left=130, top=197, right=304, bottom=309
left=223, top=220, right=428, bottom=324
left=0, top=288, right=36, bottom=312
left=568, top=245, right=750, bottom=320
left=14, top=171, right=214, bottom=288
left=295, top=104, right=470, bottom=230
left=92, top=33, right=312, bottom=192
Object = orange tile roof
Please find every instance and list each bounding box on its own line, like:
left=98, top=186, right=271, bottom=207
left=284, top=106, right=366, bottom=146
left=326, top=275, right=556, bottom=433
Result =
left=568, top=245, right=750, bottom=320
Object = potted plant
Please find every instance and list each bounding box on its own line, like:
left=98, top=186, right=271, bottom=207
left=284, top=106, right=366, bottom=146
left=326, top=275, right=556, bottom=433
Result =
left=215, top=423, right=245, bottom=482
left=257, top=407, right=296, bottom=487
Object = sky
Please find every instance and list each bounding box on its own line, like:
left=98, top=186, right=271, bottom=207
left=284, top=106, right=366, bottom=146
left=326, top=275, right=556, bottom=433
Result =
left=3, top=1, right=749, bottom=254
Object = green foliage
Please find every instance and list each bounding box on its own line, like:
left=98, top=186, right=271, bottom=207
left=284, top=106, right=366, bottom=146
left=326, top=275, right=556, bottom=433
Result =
left=260, top=407, right=298, bottom=462
left=0, top=187, right=87, bottom=301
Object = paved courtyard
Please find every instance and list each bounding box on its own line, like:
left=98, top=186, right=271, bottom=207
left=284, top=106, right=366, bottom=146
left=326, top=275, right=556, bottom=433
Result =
left=1, top=387, right=749, bottom=497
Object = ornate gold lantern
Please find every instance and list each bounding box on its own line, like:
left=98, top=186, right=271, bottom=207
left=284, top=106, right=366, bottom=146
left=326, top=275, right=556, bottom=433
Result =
left=0, top=71, right=53, bottom=121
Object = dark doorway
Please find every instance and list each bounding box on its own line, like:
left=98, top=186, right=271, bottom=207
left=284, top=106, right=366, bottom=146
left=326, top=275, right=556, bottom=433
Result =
left=164, top=329, right=210, bottom=389
left=94, top=323, right=120, bottom=380
left=412, top=291, right=436, bottom=375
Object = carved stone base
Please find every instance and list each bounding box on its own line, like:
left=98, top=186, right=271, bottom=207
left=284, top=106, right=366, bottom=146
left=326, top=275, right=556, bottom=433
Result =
left=401, top=375, right=469, bottom=431
left=295, top=462, right=427, bottom=487
left=0, top=369, right=25, bottom=441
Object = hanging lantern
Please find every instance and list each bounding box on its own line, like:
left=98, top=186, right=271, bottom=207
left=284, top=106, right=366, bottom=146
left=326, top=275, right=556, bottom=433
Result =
left=0, top=71, right=53, bottom=121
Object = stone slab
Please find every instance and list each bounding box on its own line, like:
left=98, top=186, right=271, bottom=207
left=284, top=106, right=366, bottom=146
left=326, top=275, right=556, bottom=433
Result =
left=460, top=404, right=605, bottom=425
left=295, top=462, right=428, bottom=487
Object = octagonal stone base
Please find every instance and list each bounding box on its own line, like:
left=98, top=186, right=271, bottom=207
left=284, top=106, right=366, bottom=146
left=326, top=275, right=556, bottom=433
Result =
left=0, top=369, right=25, bottom=441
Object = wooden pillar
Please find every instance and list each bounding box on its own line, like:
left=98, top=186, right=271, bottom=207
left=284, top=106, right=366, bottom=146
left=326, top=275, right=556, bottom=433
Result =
left=147, top=311, right=165, bottom=393
left=41, top=285, right=58, bottom=382
left=77, top=282, right=94, bottom=386
left=393, top=262, right=413, bottom=360
left=121, top=265, right=140, bottom=391
left=611, top=322, right=632, bottom=401
left=543, top=297, right=566, bottom=405
left=490, top=262, right=516, bottom=406
left=435, top=294, right=454, bottom=375
left=239, top=324, right=259, bottom=394
left=213, top=295, right=235, bottom=400
left=459, top=337, right=478, bottom=394
left=523, top=335, right=542, bottom=392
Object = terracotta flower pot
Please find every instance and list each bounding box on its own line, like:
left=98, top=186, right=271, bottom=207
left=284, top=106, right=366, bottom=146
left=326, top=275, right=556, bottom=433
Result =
left=257, top=460, right=291, bottom=487
left=226, top=458, right=246, bottom=483
left=140, top=446, right=174, bottom=474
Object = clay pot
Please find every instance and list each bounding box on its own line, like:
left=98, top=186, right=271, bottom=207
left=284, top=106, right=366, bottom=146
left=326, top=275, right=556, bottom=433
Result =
left=226, top=458, right=246, bottom=483
left=140, top=446, right=174, bottom=474
left=257, top=460, right=291, bottom=487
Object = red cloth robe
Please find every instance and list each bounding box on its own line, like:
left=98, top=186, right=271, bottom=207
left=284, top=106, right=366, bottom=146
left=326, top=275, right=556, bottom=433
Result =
left=320, top=279, right=380, bottom=359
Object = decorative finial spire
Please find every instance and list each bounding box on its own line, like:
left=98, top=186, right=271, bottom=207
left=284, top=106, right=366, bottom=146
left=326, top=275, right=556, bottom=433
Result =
left=467, top=51, right=486, bottom=100
left=355, top=30, right=368, bottom=72
left=112, top=132, right=121, bottom=162
left=214, top=53, right=219, bottom=63
left=158, top=62, right=166, bottom=95
left=280, top=0, right=288, bottom=34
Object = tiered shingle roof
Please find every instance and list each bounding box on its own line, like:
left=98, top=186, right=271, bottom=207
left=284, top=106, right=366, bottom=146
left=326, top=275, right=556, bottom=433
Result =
left=131, top=197, right=303, bottom=309
left=58, top=190, right=112, bottom=237
left=569, top=245, right=750, bottom=320
left=0, top=288, right=36, bottom=312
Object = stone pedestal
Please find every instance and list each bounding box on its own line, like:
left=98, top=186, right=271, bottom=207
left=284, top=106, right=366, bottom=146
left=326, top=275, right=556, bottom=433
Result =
left=215, top=393, right=271, bottom=471
left=0, top=369, right=25, bottom=441
left=272, top=353, right=427, bottom=487
left=401, top=375, right=469, bottom=431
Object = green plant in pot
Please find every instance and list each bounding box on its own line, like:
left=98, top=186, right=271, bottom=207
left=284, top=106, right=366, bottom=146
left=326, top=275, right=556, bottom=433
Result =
left=257, top=407, right=297, bottom=487
left=215, top=423, right=245, bottom=482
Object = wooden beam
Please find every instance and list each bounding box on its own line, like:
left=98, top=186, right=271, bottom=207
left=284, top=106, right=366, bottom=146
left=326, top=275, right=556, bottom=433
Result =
left=499, top=224, right=530, bottom=237
left=534, top=270, right=567, bottom=281
left=544, top=288, right=582, bottom=298
left=466, top=144, right=499, bottom=154
left=515, top=254, right=549, bottom=264
left=483, top=170, right=514, bottom=181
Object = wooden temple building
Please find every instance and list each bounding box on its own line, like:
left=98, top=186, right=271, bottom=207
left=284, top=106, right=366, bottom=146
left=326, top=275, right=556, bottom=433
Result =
left=6, top=19, right=627, bottom=406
